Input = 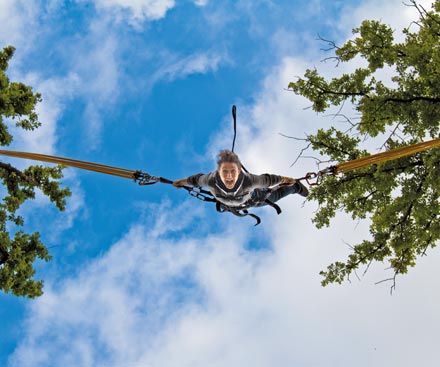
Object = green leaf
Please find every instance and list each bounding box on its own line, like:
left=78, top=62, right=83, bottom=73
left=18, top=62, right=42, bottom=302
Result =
left=289, top=0, right=440, bottom=286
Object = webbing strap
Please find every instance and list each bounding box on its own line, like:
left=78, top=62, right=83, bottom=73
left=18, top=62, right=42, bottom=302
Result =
left=216, top=201, right=262, bottom=226
left=335, top=137, right=440, bottom=174
left=264, top=199, right=282, bottom=214
left=0, top=150, right=137, bottom=179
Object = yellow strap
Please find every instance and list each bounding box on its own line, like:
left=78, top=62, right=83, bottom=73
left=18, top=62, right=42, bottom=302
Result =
left=335, top=137, right=440, bottom=174
left=2, top=137, right=439, bottom=183
left=0, top=150, right=136, bottom=179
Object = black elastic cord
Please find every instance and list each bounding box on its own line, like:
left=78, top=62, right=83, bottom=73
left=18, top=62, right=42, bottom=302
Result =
left=230, top=105, right=250, bottom=173
left=231, top=105, right=237, bottom=153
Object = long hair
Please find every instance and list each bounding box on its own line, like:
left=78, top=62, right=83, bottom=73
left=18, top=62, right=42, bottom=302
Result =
left=216, top=150, right=241, bottom=168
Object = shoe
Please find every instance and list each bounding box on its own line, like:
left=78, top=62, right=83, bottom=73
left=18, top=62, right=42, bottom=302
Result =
left=294, top=181, right=309, bottom=197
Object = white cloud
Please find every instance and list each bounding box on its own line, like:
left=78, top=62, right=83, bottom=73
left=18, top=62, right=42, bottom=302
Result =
left=339, top=0, right=435, bottom=41
left=0, top=0, right=39, bottom=49
left=13, top=167, right=86, bottom=243
left=176, top=53, right=223, bottom=76
left=8, top=197, right=440, bottom=367
left=193, top=0, right=209, bottom=6
left=64, top=19, right=122, bottom=150
left=90, top=0, right=175, bottom=24
left=0, top=1, right=120, bottom=152
left=149, top=51, right=225, bottom=88
left=51, top=170, right=86, bottom=236
left=79, top=39, right=120, bottom=149
left=6, top=72, right=81, bottom=155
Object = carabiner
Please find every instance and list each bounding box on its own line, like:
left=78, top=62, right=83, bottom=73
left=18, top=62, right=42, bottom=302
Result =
left=305, top=172, right=319, bottom=186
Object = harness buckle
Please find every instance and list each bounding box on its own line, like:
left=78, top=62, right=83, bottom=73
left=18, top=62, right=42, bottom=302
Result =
left=188, top=187, right=215, bottom=202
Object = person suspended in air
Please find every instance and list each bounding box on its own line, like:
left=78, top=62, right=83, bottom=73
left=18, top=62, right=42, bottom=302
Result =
left=173, top=150, right=308, bottom=210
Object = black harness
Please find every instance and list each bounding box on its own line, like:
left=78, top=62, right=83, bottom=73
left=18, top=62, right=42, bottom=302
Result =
left=135, top=170, right=282, bottom=226
left=183, top=171, right=283, bottom=226
left=135, top=105, right=283, bottom=226
left=187, top=185, right=282, bottom=226
left=216, top=197, right=282, bottom=226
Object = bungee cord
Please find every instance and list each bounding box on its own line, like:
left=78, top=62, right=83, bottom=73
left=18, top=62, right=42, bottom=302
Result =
left=1, top=107, right=439, bottom=225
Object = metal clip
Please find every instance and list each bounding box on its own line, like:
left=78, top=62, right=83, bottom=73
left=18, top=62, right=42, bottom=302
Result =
left=304, top=172, right=319, bottom=186
left=133, top=171, right=160, bottom=185
left=298, top=165, right=337, bottom=187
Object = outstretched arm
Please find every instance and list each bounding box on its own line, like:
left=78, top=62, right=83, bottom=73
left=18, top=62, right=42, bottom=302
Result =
left=250, top=173, right=297, bottom=188
left=280, top=176, right=297, bottom=185
left=173, top=173, right=207, bottom=188
left=173, top=178, right=189, bottom=188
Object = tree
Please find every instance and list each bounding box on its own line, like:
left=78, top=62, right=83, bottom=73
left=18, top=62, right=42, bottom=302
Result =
left=288, top=0, right=440, bottom=289
left=0, top=46, right=71, bottom=298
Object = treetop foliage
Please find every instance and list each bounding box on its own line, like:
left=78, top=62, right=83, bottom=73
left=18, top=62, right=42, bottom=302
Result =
left=0, top=46, right=71, bottom=298
left=288, top=0, right=440, bottom=289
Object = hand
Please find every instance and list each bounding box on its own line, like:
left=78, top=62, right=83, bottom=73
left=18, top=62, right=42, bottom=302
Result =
left=281, top=176, right=297, bottom=186
left=173, top=178, right=188, bottom=188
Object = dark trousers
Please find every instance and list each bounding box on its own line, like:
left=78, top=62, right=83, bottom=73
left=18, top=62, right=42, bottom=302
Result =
left=251, top=184, right=299, bottom=206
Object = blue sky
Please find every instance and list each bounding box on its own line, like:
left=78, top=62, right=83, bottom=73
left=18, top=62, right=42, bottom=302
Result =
left=1, top=0, right=440, bottom=366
